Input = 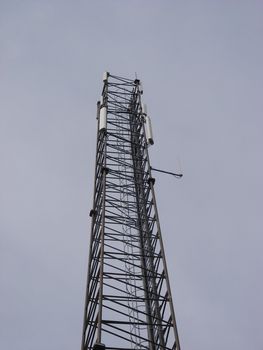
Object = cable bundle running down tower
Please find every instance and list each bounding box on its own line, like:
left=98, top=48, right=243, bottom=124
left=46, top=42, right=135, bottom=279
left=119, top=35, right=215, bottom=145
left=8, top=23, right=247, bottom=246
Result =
left=81, top=73, right=181, bottom=350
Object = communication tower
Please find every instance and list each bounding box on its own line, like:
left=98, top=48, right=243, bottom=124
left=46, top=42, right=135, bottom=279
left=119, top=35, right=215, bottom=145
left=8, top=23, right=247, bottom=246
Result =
left=81, top=73, right=181, bottom=350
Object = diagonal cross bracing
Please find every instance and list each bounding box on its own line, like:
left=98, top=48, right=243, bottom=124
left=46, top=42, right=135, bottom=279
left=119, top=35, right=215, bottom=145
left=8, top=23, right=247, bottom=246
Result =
left=81, top=74, right=181, bottom=350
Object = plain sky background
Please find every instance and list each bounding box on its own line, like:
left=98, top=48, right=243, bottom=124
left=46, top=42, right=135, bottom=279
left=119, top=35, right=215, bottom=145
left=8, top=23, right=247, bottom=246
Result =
left=1, top=1, right=262, bottom=349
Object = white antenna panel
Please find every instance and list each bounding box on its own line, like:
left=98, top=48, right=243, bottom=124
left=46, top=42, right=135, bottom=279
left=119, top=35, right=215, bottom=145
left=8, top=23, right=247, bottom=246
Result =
left=142, top=103, right=147, bottom=115
left=145, top=116, right=154, bottom=145
left=139, top=82, right=143, bottom=94
left=103, top=71, right=108, bottom=82
left=99, top=106, right=107, bottom=132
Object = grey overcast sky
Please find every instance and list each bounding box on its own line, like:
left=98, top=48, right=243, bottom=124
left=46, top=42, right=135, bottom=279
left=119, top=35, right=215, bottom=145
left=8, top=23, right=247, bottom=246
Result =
left=0, top=1, right=262, bottom=349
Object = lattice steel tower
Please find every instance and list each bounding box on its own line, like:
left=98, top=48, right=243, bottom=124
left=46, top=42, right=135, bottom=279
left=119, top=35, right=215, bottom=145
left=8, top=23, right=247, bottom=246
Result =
left=81, top=73, right=181, bottom=350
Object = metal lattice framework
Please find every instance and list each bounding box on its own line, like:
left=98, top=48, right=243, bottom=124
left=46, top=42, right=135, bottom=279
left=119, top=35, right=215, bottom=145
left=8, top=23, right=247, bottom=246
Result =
left=81, top=73, right=181, bottom=350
